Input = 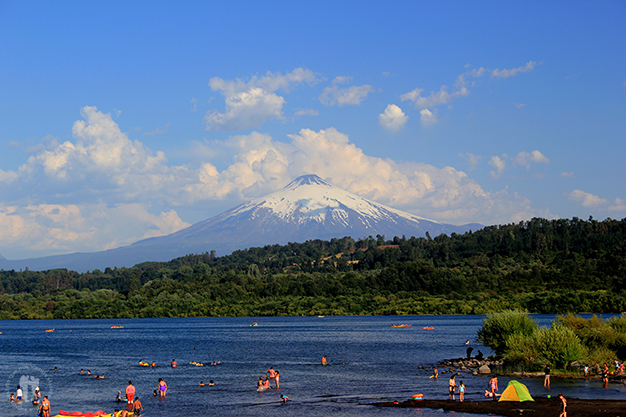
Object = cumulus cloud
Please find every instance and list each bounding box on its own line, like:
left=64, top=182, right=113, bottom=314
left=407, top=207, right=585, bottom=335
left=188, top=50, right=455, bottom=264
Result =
left=489, top=155, right=507, bottom=179
left=491, top=61, right=540, bottom=78
left=1, top=107, right=552, bottom=258
left=459, top=153, right=483, bottom=171
left=513, top=150, right=549, bottom=169
left=0, top=202, right=189, bottom=258
left=419, top=109, right=437, bottom=126
left=568, top=189, right=608, bottom=207
left=0, top=168, right=18, bottom=184
left=378, top=104, right=408, bottom=131
left=319, top=76, right=373, bottom=106
left=204, top=68, right=318, bottom=131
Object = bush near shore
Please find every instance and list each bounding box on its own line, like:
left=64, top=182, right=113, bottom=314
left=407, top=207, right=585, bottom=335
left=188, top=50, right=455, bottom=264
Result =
left=478, top=309, right=626, bottom=370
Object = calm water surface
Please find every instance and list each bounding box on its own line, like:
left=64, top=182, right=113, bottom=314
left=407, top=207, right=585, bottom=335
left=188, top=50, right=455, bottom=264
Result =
left=1, top=315, right=624, bottom=416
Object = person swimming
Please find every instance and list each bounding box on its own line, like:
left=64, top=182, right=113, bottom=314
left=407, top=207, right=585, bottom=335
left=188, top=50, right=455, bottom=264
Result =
left=208, top=380, right=215, bottom=386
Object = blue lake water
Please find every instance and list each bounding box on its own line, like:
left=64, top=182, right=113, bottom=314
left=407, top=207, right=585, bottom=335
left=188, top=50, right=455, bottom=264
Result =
left=1, top=315, right=624, bottom=417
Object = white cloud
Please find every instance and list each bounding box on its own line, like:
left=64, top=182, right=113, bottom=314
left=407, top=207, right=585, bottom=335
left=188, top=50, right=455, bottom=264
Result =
left=489, top=155, right=506, bottom=179
left=401, top=84, right=469, bottom=110
left=319, top=76, right=373, bottom=106
left=204, top=68, right=318, bottom=131
left=0, top=168, right=18, bottom=184
left=144, top=123, right=171, bottom=136
left=561, top=172, right=574, bottom=178
left=514, top=103, right=526, bottom=109
left=419, top=109, right=437, bottom=126
left=1, top=107, right=553, bottom=258
left=459, top=153, right=483, bottom=171
left=491, top=61, right=540, bottom=78
left=0, top=202, right=190, bottom=258
left=568, top=189, right=608, bottom=207
left=378, top=104, right=408, bottom=131
left=294, top=108, right=319, bottom=117
left=513, top=150, right=549, bottom=169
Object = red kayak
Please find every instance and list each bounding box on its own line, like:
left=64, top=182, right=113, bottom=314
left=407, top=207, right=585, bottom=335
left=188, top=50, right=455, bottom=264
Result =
left=59, top=411, right=107, bottom=417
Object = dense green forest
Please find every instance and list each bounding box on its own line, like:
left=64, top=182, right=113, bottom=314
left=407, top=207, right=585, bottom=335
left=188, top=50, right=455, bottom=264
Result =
left=1, top=216, right=625, bottom=319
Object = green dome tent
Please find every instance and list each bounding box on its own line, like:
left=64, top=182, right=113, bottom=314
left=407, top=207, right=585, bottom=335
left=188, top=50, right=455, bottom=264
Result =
left=498, top=380, right=534, bottom=402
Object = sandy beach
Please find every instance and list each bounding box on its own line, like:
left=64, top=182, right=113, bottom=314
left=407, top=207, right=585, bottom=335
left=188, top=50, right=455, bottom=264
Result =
left=374, top=397, right=626, bottom=417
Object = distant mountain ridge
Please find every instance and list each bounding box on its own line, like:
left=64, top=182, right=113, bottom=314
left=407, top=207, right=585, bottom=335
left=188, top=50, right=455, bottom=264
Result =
left=0, top=174, right=482, bottom=272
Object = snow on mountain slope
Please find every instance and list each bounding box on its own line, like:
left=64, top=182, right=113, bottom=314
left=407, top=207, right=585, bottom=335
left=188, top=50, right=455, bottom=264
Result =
left=0, top=174, right=482, bottom=272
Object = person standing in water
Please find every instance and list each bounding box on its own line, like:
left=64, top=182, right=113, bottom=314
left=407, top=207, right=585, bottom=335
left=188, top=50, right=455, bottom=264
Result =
left=158, top=378, right=167, bottom=397
left=458, top=381, right=466, bottom=402
left=40, top=396, right=51, bottom=417
left=489, top=376, right=498, bottom=399
left=448, top=375, right=457, bottom=400
left=432, top=367, right=439, bottom=379
left=133, top=397, right=143, bottom=416
left=321, top=356, right=327, bottom=366
left=171, top=359, right=177, bottom=368
left=544, top=365, right=551, bottom=388
left=275, top=371, right=280, bottom=389
left=125, top=381, right=135, bottom=404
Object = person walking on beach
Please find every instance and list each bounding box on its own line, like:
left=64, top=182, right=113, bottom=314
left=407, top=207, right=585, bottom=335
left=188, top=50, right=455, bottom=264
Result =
left=448, top=375, right=457, bottom=400
left=544, top=365, right=551, bottom=388
left=558, top=393, right=567, bottom=417
left=125, top=381, right=135, bottom=404
left=158, top=378, right=167, bottom=397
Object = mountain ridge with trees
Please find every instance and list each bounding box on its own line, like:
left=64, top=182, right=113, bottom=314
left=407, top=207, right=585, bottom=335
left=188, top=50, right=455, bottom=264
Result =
left=1, top=216, right=624, bottom=319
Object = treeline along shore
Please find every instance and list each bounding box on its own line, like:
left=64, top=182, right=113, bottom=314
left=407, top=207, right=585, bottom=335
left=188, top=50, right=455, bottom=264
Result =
left=1, top=216, right=625, bottom=319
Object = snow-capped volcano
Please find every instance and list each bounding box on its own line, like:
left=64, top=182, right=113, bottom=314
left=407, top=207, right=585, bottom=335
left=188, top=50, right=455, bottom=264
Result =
left=0, top=174, right=481, bottom=272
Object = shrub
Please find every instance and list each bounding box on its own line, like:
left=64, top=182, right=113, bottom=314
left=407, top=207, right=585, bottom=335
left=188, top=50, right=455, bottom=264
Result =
left=477, top=309, right=539, bottom=355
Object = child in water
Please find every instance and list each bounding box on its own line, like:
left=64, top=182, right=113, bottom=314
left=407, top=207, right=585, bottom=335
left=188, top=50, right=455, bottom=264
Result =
left=459, top=381, right=466, bottom=402
left=116, top=391, right=122, bottom=402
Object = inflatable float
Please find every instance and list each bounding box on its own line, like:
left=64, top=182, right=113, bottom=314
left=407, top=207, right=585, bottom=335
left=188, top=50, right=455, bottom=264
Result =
left=110, top=326, right=124, bottom=329
left=420, top=326, right=434, bottom=329
left=411, top=394, right=424, bottom=401
left=57, top=410, right=109, bottom=417
left=45, top=329, right=55, bottom=332
left=392, top=324, right=412, bottom=327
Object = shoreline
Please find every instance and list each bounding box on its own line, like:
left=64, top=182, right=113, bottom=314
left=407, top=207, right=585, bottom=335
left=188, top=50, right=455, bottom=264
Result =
left=373, top=397, right=626, bottom=417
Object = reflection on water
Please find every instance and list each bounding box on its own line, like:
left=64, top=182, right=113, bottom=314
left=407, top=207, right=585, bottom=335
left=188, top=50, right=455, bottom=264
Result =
left=0, top=315, right=624, bottom=416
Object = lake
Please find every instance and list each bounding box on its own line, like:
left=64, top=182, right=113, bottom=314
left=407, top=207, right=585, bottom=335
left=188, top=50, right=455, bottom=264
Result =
left=1, top=315, right=624, bottom=416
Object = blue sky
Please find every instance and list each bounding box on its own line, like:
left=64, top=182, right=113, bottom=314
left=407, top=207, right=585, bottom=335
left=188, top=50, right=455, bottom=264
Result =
left=0, top=0, right=624, bottom=260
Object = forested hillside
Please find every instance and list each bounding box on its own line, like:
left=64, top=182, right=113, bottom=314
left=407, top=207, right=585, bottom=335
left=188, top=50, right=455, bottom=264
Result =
left=1, top=217, right=625, bottom=319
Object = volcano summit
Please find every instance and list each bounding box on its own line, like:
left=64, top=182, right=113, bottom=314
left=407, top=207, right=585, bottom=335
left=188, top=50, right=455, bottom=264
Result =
left=0, top=175, right=481, bottom=272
